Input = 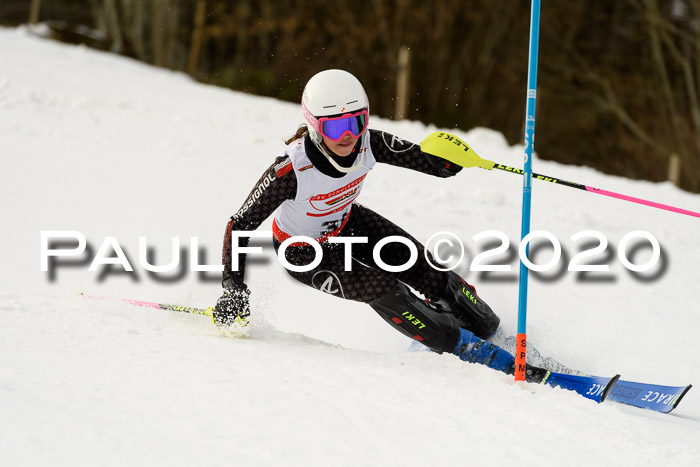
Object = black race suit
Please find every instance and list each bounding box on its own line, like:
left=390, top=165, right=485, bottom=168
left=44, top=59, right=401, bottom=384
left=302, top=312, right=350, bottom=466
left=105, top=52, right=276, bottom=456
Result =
left=221, top=130, right=460, bottom=303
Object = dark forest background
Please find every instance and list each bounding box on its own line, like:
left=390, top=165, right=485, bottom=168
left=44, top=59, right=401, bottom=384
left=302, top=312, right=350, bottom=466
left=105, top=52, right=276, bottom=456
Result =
left=3, top=0, right=700, bottom=192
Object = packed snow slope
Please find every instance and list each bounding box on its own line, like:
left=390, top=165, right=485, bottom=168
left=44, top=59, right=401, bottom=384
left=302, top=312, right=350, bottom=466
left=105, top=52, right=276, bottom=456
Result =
left=1, top=27, right=699, bottom=466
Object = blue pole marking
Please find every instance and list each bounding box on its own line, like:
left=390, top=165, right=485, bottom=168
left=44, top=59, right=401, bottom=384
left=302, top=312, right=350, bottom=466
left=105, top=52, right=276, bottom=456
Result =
left=517, top=0, right=541, bottom=336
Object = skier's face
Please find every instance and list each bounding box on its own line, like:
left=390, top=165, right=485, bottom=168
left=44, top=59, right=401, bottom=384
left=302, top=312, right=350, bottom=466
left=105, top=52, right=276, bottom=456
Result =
left=322, top=133, right=359, bottom=157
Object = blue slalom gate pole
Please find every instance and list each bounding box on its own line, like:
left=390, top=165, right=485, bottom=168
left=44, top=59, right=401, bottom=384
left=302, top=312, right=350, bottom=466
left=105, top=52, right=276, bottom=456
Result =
left=514, top=0, right=542, bottom=382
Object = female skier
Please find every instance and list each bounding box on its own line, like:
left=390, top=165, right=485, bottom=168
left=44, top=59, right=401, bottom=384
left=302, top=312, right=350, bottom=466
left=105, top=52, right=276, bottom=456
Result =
left=214, top=69, right=543, bottom=380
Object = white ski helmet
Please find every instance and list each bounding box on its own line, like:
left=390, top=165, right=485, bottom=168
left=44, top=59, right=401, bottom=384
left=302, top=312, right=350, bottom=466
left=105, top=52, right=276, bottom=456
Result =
left=302, top=69, right=369, bottom=173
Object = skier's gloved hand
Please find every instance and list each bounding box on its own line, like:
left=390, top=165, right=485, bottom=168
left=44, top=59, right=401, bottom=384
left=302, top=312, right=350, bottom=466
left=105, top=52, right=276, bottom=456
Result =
left=213, top=278, right=251, bottom=328
left=424, top=153, right=463, bottom=177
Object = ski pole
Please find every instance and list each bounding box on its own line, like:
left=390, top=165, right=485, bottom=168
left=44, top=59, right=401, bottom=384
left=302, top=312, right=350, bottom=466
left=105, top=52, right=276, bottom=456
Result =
left=78, top=290, right=214, bottom=317
left=421, top=131, right=700, bottom=219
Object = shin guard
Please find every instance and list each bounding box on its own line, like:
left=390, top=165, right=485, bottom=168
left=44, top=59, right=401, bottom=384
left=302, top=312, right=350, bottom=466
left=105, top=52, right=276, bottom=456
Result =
left=369, top=282, right=461, bottom=354
left=435, top=272, right=500, bottom=339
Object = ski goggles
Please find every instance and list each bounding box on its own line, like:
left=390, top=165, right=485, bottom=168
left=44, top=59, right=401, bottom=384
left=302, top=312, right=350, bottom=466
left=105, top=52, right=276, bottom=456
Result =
left=305, top=107, right=369, bottom=142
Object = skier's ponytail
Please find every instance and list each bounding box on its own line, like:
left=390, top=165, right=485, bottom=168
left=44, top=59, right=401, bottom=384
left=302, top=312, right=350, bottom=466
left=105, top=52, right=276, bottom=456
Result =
left=285, top=124, right=309, bottom=145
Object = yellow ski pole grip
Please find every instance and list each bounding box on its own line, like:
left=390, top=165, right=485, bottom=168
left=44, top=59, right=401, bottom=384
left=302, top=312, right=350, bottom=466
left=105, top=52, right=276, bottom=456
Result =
left=420, top=131, right=496, bottom=170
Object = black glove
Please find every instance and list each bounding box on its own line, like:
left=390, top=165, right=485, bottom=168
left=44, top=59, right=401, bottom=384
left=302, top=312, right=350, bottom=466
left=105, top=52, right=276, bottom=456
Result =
left=213, top=279, right=251, bottom=327
left=424, top=153, right=463, bottom=177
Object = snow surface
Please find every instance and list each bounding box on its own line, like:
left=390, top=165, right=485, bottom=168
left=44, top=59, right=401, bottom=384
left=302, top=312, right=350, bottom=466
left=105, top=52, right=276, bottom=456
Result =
left=1, top=26, right=699, bottom=466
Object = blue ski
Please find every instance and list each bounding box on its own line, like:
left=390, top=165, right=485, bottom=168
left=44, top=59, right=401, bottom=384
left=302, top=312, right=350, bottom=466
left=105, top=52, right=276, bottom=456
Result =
left=411, top=341, right=693, bottom=412
left=606, top=380, right=692, bottom=413
left=541, top=371, right=620, bottom=403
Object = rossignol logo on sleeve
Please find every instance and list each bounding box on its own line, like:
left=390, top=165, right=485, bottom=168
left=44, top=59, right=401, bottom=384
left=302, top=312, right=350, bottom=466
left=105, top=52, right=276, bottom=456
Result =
left=236, top=173, right=275, bottom=217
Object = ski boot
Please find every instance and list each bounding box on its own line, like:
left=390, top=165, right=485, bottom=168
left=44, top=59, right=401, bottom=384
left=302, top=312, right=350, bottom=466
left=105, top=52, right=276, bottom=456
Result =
left=488, top=328, right=584, bottom=376
left=452, top=327, right=549, bottom=383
